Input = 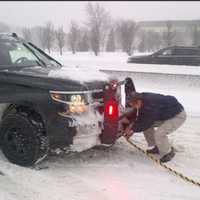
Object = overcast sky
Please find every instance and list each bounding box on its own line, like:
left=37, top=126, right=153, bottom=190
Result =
left=0, top=1, right=200, bottom=30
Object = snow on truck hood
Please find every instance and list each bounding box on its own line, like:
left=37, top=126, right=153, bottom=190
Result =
left=48, top=67, right=110, bottom=84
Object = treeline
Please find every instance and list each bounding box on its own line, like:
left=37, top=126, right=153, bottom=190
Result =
left=0, top=3, right=200, bottom=56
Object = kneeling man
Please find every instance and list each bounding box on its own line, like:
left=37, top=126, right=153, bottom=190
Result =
left=122, top=92, right=186, bottom=163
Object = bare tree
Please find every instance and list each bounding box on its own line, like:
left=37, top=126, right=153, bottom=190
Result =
left=116, top=19, right=138, bottom=56
left=22, top=27, right=32, bottom=41
left=106, top=28, right=115, bottom=52
left=162, top=21, right=176, bottom=47
left=55, top=26, right=66, bottom=55
left=85, top=2, right=111, bottom=56
left=35, top=26, right=47, bottom=50
left=0, top=21, right=10, bottom=33
left=106, top=28, right=116, bottom=52
left=147, top=30, right=163, bottom=52
left=191, top=23, right=200, bottom=46
left=173, top=30, right=186, bottom=46
left=77, top=30, right=90, bottom=52
left=68, top=21, right=80, bottom=54
left=138, top=30, right=147, bottom=52
left=44, top=21, right=55, bottom=54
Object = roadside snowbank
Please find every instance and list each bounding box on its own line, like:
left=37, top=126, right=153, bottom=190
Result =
left=53, top=52, right=200, bottom=76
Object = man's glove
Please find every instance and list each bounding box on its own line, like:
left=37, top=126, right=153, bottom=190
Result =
left=123, top=125, right=134, bottom=139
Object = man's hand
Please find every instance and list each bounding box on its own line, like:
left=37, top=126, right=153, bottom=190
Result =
left=123, top=126, right=134, bottom=139
left=120, top=117, right=130, bottom=124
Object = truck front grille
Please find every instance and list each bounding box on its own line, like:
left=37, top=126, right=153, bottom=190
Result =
left=91, top=91, right=104, bottom=103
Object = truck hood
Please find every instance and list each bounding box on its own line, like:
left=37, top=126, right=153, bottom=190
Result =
left=0, top=65, right=111, bottom=91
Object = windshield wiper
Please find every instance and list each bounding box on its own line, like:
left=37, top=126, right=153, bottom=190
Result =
left=28, top=42, right=62, bottom=67
left=23, top=43, right=47, bottom=67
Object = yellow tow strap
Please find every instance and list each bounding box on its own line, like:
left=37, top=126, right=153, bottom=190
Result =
left=125, top=137, right=200, bottom=188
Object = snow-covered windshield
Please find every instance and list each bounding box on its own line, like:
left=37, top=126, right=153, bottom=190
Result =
left=0, top=39, right=62, bottom=69
left=26, top=43, right=62, bottom=68
left=0, top=40, right=43, bottom=68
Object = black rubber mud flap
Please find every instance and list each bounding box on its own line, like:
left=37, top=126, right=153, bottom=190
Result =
left=100, top=83, right=119, bottom=144
left=125, top=77, right=136, bottom=95
left=125, top=77, right=136, bottom=106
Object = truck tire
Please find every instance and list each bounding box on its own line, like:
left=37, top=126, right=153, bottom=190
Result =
left=0, top=112, right=49, bottom=167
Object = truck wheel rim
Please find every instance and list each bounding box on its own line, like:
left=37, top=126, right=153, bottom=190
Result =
left=5, top=128, right=32, bottom=158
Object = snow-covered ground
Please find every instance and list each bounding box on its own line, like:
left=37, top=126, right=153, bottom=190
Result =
left=0, top=52, right=200, bottom=200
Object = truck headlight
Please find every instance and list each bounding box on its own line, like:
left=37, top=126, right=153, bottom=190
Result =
left=50, top=92, right=88, bottom=114
left=69, top=95, right=87, bottom=114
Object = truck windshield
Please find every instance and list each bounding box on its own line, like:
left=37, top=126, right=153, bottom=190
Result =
left=0, top=39, right=62, bottom=69
left=0, top=40, right=43, bottom=68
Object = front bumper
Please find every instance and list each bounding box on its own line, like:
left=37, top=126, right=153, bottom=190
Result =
left=48, top=112, right=102, bottom=152
left=68, top=111, right=103, bottom=152
left=49, top=77, right=136, bottom=152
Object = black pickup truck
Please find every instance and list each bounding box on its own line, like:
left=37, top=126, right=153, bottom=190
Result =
left=0, top=33, right=135, bottom=166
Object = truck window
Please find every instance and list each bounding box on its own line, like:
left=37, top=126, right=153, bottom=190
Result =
left=161, top=49, right=173, bottom=56
left=9, top=43, right=39, bottom=64
left=0, top=41, right=41, bottom=67
left=0, top=43, right=12, bottom=66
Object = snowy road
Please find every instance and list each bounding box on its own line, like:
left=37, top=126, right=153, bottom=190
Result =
left=0, top=116, right=200, bottom=200
left=0, top=52, right=200, bottom=200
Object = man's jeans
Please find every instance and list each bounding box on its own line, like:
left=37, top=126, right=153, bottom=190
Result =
left=143, top=110, right=187, bottom=155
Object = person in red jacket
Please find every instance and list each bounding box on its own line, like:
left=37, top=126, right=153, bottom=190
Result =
left=122, top=92, right=186, bottom=163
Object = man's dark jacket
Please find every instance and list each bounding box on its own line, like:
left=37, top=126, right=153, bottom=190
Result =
left=127, top=92, right=184, bottom=132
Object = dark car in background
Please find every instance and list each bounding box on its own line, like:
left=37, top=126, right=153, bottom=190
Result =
left=127, top=46, right=200, bottom=66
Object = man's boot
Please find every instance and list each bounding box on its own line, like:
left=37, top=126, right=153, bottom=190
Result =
left=146, top=146, right=159, bottom=154
left=160, top=147, right=175, bottom=163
